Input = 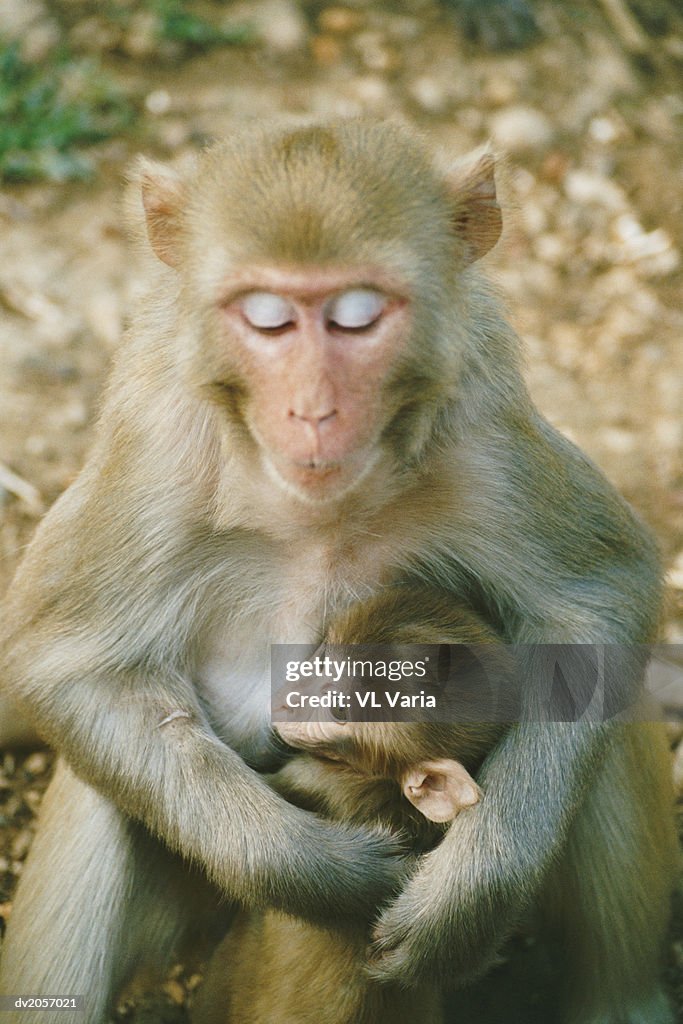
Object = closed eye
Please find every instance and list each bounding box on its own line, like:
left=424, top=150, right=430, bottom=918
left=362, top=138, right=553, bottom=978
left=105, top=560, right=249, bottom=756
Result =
left=240, top=292, right=296, bottom=332
left=325, top=288, right=386, bottom=331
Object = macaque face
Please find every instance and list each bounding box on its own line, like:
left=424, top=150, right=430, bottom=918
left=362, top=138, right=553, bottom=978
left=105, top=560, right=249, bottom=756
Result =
left=215, top=266, right=412, bottom=501
left=140, top=120, right=501, bottom=503
left=277, top=721, right=482, bottom=823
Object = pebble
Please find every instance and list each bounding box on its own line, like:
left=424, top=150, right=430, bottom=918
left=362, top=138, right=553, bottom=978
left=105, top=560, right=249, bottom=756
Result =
left=60, top=400, right=89, bottom=430
left=10, top=830, right=32, bottom=862
left=162, top=980, right=185, bottom=1006
left=489, top=106, right=553, bottom=155
left=483, top=76, right=518, bottom=108
left=589, top=116, right=620, bottom=145
left=70, top=15, right=122, bottom=54
left=255, top=0, right=308, bottom=53
left=20, top=19, right=60, bottom=62
left=409, top=76, right=449, bottom=114
left=347, top=76, right=390, bottom=108
left=84, top=293, right=122, bottom=349
left=311, top=35, right=343, bottom=66
left=318, top=7, right=364, bottom=34
left=121, top=12, right=160, bottom=59
left=673, top=741, right=683, bottom=797
left=669, top=553, right=683, bottom=592
left=23, top=752, right=49, bottom=777
left=23, top=790, right=43, bottom=815
left=145, top=90, right=173, bottom=117
left=353, top=31, right=400, bottom=73
left=563, top=170, right=627, bottom=212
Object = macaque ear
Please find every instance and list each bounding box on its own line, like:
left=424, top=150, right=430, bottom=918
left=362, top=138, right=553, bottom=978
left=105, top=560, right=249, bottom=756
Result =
left=444, top=148, right=502, bottom=265
left=402, top=758, right=482, bottom=823
left=135, top=157, right=187, bottom=268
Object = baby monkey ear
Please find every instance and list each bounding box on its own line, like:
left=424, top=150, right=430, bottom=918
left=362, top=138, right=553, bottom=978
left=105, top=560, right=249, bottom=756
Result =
left=134, top=157, right=187, bottom=268
left=402, top=758, right=483, bottom=823
left=444, top=148, right=502, bottom=265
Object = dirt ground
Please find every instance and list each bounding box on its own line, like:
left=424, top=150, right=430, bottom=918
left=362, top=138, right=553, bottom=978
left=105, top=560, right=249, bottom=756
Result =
left=0, top=0, right=681, bottom=1020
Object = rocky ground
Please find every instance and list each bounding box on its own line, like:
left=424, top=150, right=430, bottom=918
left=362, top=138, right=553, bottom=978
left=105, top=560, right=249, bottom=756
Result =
left=0, top=0, right=681, bottom=1019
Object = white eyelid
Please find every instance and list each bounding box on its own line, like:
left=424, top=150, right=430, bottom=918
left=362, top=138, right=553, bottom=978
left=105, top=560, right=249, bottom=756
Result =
left=240, top=292, right=295, bottom=330
left=327, top=288, right=386, bottom=329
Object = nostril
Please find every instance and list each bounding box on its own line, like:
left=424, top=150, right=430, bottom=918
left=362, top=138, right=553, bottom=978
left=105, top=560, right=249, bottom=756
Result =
left=289, top=409, right=338, bottom=425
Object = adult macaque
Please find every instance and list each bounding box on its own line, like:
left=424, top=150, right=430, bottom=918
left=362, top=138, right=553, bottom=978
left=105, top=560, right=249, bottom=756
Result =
left=0, top=119, right=676, bottom=1023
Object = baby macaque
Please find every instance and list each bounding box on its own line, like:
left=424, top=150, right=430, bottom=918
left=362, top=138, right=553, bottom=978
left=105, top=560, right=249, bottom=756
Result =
left=193, top=590, right=506, bottom=1024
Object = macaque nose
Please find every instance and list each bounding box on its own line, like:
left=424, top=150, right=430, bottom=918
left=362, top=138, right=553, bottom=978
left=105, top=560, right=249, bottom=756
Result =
left=289, top=408, right=338, bottom=427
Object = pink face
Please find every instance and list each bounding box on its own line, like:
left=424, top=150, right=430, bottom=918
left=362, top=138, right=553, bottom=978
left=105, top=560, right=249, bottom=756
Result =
left=217, top=267, right=411, bottom=501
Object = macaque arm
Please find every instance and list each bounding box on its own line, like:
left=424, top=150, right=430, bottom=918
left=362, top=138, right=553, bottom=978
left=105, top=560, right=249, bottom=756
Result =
left=0, top=507, right=405, bottom=924
left=8, top=653, right=404, bottom=922
left=371, top=419, right=662, bottom=985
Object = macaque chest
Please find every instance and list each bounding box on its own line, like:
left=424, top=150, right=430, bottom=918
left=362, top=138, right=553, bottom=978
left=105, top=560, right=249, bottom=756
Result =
left=194, top=542, right=392, bottom=757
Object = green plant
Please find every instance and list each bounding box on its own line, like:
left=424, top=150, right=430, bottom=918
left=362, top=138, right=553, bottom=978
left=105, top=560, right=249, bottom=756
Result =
left=154, top=0, right=252, bottom=47
left=0, top=44, right=135, bottom=182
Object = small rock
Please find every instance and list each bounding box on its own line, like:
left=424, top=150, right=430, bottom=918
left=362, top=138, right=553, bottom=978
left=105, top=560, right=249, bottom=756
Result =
left=489, top=106, right=553, bottom=154
left=20, top=19, right=60, bottom=63
left=70, top=15, right=122, bottom=54
left=483, top=76, right=518, bottom=107
left=162, top=980, right=186, bottom=1006
left=23, top=790, right=43, bottom=815
left=84, top=293, right=122, bottom=349
left=122, top=12, right=160, bottom=59
left=563, top=170, right=627, bottom=212
left=539, top=151, right=569, bottom=185
left=348, top=76, right=390, bottom=108
left=23, top=752, right=49, bottom=777
left=409, top=76, right=449, bottom=114
left=353, top=31, right=400, bottom=73
left=669, top=553, right=683, bottom=592
left=589, top=116, right=621, bottom=145
left=0, top=0, right=47, bottom=41
left=311, top=34, right=343, bottom=66
left=318, top=7, right=364, bottom=34
left=60, top=400, right=89, bottom=430
left=156, top=119, right=192, bottom=153
left=11, top=829, right=33, bottom=861
left=255, top=0, right=308, bottom=53
left=673, top=741, right=683, bottom=796
left=534, top=233, right=565, bottom=265
left=598, top=427, right=636, bottom=454
left=665, top=720, right=683, bottom=747
left=145, top=89, right=173, bottom=116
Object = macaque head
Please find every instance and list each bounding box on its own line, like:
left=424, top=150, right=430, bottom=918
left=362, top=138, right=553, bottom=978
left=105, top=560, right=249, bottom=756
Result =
left=276, top=721, right=482, bottom=823
left=136, top=120, right=501, bottom=502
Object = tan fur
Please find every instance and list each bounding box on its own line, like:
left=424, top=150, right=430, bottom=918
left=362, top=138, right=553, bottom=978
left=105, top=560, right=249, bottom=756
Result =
left=0, top=120, right=674, bottom=1024
left=195, top=593, right=677, bottom=1024
left=195, top=594, right=502, bottom=1024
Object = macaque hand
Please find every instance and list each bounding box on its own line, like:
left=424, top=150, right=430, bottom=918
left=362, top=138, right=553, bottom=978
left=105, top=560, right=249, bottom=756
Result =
left=367, top=806, right=517, bottom=988
left=276, top=720, right=350, bottom=752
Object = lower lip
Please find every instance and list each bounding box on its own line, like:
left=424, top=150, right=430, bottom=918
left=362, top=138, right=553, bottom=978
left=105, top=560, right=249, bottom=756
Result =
left=289, top=462, right=344, bottom=485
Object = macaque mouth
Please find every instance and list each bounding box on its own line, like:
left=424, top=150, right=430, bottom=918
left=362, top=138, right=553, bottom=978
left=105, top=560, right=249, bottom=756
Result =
left=295, top=457, right=343, bottom=472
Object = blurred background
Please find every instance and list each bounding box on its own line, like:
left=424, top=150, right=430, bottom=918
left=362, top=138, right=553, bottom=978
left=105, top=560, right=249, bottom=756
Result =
left=0, top=0, right=681, bottom=1020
